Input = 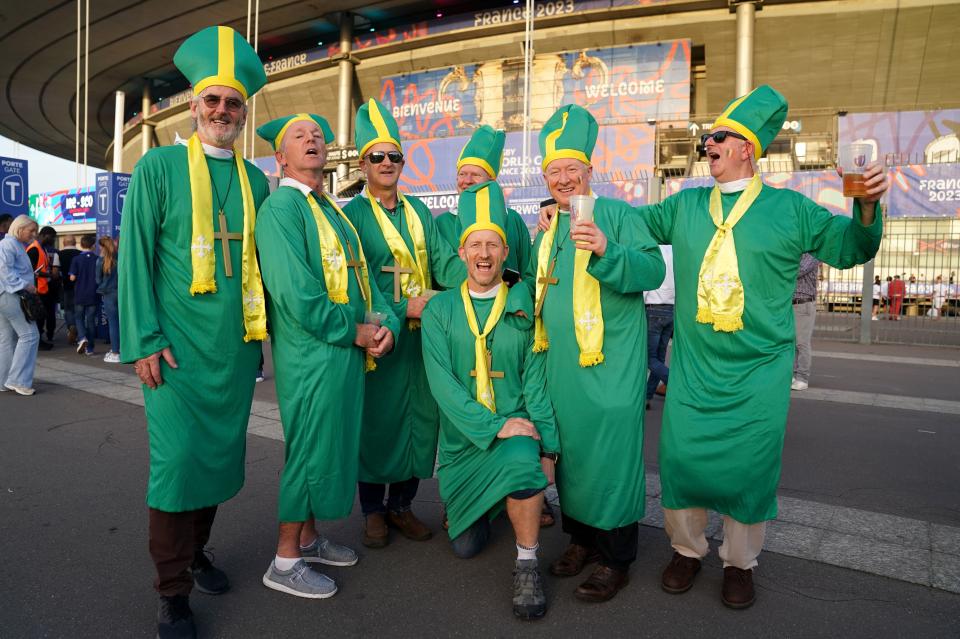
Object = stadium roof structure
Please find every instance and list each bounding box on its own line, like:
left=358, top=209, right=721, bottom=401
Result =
left=0, top=0, right=508, bottom=165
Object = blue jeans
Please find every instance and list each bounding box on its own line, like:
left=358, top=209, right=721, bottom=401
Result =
left=101, top=293, right=120, bottom=353
left=449, top=487, right=542, bottom=559
left=75, top=304, right=98, bottom=352
left=645, top=304, right=674, bottom=400
left=0, top=292, right=40, bottom=388
left=62, top=288, right=75, bottom=329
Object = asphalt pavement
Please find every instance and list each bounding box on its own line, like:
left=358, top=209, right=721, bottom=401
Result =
left=1, top=336, right=959, bottom=638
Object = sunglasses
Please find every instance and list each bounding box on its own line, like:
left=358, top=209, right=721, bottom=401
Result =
left=200, top=94, right=245, bottom=112
left=698, top=130, right=749, bottom=153
left=366, top=150, right=404, bottom=164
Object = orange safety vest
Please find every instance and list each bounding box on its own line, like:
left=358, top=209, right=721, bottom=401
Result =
left=26, top=239, right=49, bottom=295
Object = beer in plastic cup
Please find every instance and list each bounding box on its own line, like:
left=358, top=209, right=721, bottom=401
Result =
left=569, top=194, right=595, bottom=239
left=364, top=310, right=387, bottom=326
left=839, top=143, right=872, bottom=198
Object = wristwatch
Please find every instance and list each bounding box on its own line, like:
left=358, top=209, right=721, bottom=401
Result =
left=540, top=451, right=559, bottom=462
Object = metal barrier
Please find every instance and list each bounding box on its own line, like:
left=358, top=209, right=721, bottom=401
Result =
left=815, top=217, right=960, bottom=346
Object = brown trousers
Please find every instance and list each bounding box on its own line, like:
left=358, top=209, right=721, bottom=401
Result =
left=148, top=506, right=218, bottom=596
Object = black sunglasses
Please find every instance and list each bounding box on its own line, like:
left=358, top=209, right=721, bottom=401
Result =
left=366, top=150, right=404, bottom=164
left=698, top=130, right=749, bottom=156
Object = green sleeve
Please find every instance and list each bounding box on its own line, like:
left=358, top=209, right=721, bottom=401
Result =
left=635, top=192, right=683, bottom=245
left=522, top=343, right=559, bottom=453
left=799, top=195, right=883, bottom=269
left=587, top=202, right=665, bottom=294
left=415, top=202, right=466, bottom=289
left=255, top=199, right=357, bottom=347
left=421, top=298, right=508, bottom=451
left=118, top=154, right=170, bottom=363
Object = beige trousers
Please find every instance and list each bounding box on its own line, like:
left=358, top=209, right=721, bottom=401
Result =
left=663, top=507, right=766, bottom=570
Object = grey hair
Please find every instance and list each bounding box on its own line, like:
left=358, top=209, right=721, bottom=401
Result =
left=7, top=214, right=38, bottom=241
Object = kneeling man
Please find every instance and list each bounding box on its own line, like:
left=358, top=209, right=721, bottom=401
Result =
left=422, top=181, right=559, bottom=620
left=255, top=113, right=399, bottom=597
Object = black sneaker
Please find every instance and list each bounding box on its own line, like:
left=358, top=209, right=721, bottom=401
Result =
left=191, top=549, right=230, bottom=595
left=513, top=559, right=547, bottom=620
left=157, top=594, right=196, bottom=639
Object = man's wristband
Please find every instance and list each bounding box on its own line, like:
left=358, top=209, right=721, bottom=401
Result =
left=540, top=451, right=559, bottom=462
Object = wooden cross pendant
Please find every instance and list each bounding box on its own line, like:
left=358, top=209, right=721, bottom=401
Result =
left=470, top=350, right=504, bottom=379
left=534, top=257, right=559, bottom=318
left=213, top=212, right=243, bottom=277
left=344, top=243, right=367, bottom=302
left=381, top=258, right=414, bottom=303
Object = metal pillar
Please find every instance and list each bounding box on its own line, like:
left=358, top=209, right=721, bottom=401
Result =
left=734, top=1, right=757, bottom=97
left=859, top=258, right=875, bottom=344
left=336, top=12, right=355, bottom=181
left=141, top=83, right=153, bottom=158
left=112, top=91, right=125, bottom=173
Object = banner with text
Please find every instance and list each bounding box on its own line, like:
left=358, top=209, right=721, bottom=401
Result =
left=381, top=39, right=689, bottom=140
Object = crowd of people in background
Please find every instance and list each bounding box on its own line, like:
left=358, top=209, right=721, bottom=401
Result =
left=0, top=212, right=122, bottom=397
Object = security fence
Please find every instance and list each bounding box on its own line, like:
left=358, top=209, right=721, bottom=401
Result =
left=816, top=216, right=960, bottom=347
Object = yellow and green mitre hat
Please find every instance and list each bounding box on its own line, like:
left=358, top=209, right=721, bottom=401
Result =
left=711, top=85, right=788, bottom=161
left=457, top=125, right=506, bottom=178
left=174, top=26, right=267, bottom=100
left=355, top=98, right=402, bottom=158
left=458, top=181, right=508, bottom=247
left=539, top=105, right=598, bottom=170
left=257, top=113, right=334, bottom=151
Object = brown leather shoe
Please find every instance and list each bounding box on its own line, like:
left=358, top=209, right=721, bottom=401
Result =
left=67, top=326, right=77, bottom=345
left=362, top=512, right=389, bottom=548
left=387, top=510, right=433, bottom=541
left=549, top=543, right=601, bottom=577
left=574, top=565, right=629, bottom=602
left=661, top=551, right=701, bottom=594
left=721, top=566, right=756, bottom=609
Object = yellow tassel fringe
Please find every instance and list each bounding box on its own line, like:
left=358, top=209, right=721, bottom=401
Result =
left=190, top=282, right=217, bottom=295
left=532, top=338, right=549, bottom=353
left=579, top=351, right=605, bottom=367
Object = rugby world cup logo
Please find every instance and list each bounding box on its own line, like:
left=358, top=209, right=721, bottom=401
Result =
left=854, top=153, right=867, bottom=169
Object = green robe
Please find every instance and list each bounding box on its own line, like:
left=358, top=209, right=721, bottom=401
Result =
left=524, top=196, right=665, bottom=529
left=421, top=284, right=559, bottom=539
left=343, top=192, right=467, bottom=483
left=119, top=145, right=270, bottom=512
left=640, top=185, right=883, bottom=524
left=435, top=207, right=532, bottom=278
left=255, top=184, right=401, bottom=522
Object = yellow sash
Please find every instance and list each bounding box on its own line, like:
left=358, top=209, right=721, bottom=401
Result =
left=186, top=133, right=267, bottom=342
left=533, top=212, right=605, bottom=367
left=460, top=282, right=509, bottom=412
left=696, top=174, right=762, bottom=332
left=305, top=192, right=377, bottom=372
left=366, top=191, right=432, bottom=329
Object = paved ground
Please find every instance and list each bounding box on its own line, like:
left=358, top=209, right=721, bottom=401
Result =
left=1, top=337, right=959, bottom=638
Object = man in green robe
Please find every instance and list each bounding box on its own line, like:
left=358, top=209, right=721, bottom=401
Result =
left=254, top=114, right=400, bottom=598
left=342, top=99, right=467, bottom=548
left=435, top=125, right=531, bottom=278
left=639, top=85, right=887, bottom=609
left=119, top=26, right=271, bottom=639
left=523, top=105, right=666, bottom=602
left=422, top=181, right=559, bottom=620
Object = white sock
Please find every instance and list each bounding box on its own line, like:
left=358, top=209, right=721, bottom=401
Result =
left=274, top=554, right=300, bottom=571
left=517, top=542, right=539, bottom=561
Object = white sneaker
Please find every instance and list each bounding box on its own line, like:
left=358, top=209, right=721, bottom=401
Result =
left=4, top=383, right=35, bottom=396
left=103, top=352, right=121, bottom=364
left=791, top=379, right=808, bottom=391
